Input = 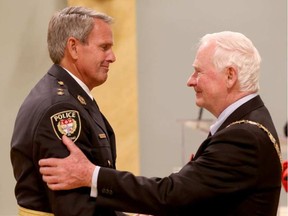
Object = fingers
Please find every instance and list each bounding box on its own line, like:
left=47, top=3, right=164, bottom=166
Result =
left=38, top=135, right=80, bottom=168
left=38, top=135, right=94, bottom=190
left=62, top=135, right=89, bottom=165
left=46, top=183, right=64, bottom=191
left=46, top=181, right=71, bottom=191
left=62, top=135, right=80, bottom=154
left=40, top=167, right=63, bottom=190
left=41, top=172, right=59, bottom=184
left=39, top=165, right=62, bottom=182
left=133, top=214, right=153, bottom=216
left=39, top=158, right=60, bottom=167
left=39, top=165, right=59, bottom=176
left=40, top=166, right=71, bottom=190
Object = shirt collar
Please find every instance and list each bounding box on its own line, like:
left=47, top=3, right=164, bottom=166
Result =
left=210, top=93, right=258, bottom=135
left=61, top=67, right=94, bottom=101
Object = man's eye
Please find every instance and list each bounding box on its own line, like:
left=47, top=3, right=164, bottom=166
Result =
left=101, top=45, right=107, bottom=50
left=100, top=45, right=111, bottom=51
left=197, top=71, right=203, bottom=76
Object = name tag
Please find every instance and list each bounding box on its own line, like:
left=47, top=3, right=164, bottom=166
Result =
left=98, top=133, right=107, bottom=139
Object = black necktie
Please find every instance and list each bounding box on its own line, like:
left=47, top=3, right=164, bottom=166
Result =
left=91, top=98, right=108, bottom=133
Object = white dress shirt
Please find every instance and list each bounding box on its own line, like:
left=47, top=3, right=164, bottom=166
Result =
left=62, top=67, right=94, bottom=101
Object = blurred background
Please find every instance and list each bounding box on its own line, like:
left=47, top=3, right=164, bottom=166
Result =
left=0, top=0, right=286, bottom=215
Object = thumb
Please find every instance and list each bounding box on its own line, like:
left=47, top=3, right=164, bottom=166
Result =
left=62, top=135, right=80, bottom=154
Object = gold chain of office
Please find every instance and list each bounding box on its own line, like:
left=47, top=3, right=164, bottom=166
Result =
left=226, top=120, right=282, bottom=168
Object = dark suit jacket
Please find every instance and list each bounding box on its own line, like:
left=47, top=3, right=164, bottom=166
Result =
left=96, top=96, right=282, bottom=216
left=11, top=64, right=119, bottom=216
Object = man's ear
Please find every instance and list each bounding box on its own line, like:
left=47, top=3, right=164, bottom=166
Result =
left=66, top=37, right=79, bottom=60
left=225, top=66, right=238, bottom=88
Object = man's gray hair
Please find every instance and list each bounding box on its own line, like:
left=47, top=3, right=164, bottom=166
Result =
left=47, top=6, right=113, bottom=64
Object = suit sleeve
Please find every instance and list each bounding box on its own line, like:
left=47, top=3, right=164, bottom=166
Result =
left=95, top=125, right=263, bottom=215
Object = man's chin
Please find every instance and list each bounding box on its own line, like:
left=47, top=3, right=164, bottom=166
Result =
left=93, top=77, right=108, bottom=87
left=195, top=100, right=203, bottom=107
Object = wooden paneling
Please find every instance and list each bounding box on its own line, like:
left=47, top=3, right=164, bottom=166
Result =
left=68, top=0, right=139, bottom=174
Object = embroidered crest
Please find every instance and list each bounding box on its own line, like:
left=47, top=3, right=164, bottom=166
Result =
left=50, top=110, right=81, bottom=141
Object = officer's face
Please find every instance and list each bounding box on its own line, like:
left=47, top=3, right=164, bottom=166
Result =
left=75, top=19, right=116, bottom=90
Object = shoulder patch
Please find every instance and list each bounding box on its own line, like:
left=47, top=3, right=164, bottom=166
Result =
left=50, top=110, right=81, bottom=142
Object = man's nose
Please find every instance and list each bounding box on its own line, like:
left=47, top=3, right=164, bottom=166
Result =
left=187, top=73, right=196, bottom=87
left=107, top=50, right=116, bottom=63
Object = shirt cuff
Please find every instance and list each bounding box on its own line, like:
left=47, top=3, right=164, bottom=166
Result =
left=90, top=166, right=100, bottom=197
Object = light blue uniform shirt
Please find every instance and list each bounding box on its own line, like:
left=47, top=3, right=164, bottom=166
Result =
left=210, top=93, right=258, bottom=135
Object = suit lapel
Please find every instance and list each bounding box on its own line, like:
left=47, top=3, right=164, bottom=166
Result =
left=193, top=96, right=264, bottom=160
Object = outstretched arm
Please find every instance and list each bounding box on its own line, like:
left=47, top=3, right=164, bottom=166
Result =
left=39, top=135, right=95, bottom=190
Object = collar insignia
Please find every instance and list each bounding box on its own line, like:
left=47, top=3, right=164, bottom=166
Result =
left=77, top=95, right=86, bottom=105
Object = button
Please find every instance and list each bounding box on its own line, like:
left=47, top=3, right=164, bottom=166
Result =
left=101, top=188, right=113, bottom=195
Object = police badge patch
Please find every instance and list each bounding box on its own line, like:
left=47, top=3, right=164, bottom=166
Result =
left=50, top=110, right=81, bottom=141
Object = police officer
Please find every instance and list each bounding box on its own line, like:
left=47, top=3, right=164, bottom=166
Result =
left=10, top=6, right=124, bottom=216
